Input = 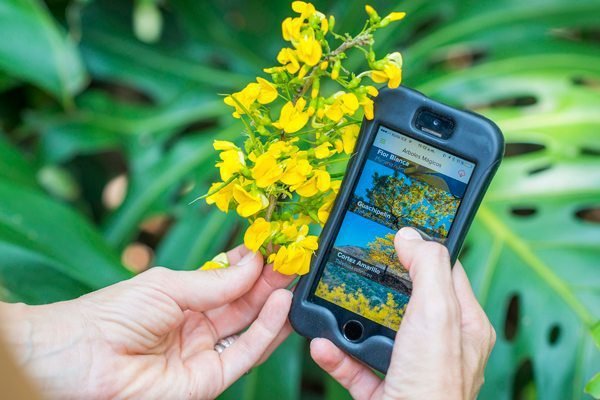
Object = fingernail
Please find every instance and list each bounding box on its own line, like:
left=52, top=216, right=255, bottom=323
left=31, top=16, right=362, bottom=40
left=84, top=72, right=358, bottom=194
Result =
left=398, top=227, right=422, bottom=240
left=238, top=251, right=256, bottom=266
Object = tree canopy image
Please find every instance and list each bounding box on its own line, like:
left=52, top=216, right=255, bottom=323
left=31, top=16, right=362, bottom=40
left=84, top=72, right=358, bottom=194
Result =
left=365, top=170, right=460, bottom=238
left=366, top=233, right=408, bottom=277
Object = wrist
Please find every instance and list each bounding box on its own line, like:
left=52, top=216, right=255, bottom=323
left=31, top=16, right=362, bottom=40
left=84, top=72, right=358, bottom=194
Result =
left=0, top=300, right=96, bottom=399
left=0, top=302, right=36, bottom=364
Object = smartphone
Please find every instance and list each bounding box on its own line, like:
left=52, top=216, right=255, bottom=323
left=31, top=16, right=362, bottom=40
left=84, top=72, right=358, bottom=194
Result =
left=289, top=86, right=504, bottom=373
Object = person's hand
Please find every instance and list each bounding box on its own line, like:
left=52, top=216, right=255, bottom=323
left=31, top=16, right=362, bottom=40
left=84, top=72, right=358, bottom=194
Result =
left=0, top=245, right=294, bottom=399
left=310, top=227, right=496, bottom=400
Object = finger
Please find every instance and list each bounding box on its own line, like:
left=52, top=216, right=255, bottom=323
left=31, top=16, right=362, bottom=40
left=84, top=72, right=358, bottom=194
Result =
left=224, top=244, right=252, bottom=266
left=452, top=260, right=485, bottom=318
left=452, top=261, right=496, bottom=352
left=141, top=250, right=263, bottom=313
left=206, top=264, right=295, bottom=339
left=256, top=320, right=293, bottom=365
left=219, top=289, right=292, bottom=388
left=310, top=338, right=383, bottom=400
left=394, top=228, right=460, bottom=318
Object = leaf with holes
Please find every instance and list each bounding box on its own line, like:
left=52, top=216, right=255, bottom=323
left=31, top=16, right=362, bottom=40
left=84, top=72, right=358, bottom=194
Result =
left=435, top=70, right=600, bottom=400
left=374, top=0, right=600, bottom=397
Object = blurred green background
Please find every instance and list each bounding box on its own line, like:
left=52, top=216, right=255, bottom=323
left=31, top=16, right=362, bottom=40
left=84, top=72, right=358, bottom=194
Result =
left=1, top=0, right=599, bottom=399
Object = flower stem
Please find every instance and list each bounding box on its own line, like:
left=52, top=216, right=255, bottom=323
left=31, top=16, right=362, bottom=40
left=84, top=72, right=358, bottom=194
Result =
left=265, top=194, right=278, bottom=222
left=191, top=175, right=238, bottom=203
left=293, top=29, right=374, bottom=102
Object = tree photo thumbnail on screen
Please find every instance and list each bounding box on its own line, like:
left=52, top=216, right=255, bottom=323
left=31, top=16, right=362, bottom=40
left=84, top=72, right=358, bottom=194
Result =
left=315, top=262, right=409, bottom=330
left=358, top=159, right=461, bottom=240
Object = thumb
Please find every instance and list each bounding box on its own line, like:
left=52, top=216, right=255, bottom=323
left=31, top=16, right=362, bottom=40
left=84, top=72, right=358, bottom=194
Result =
left=140, top=251, right=263, bottom=312
left=394, top=227, right=455, bottom=303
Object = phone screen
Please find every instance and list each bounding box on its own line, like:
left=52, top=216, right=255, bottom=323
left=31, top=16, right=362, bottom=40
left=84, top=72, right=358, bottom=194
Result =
left=311, top=125, right=475, bottom=331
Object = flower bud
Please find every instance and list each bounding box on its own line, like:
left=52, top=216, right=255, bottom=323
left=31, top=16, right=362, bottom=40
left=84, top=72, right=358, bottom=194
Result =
left=311, top=77, right=320, bottom=98
left=331, top=59, right=341, bottom=80
left=364, top=4, right=380, bottom=23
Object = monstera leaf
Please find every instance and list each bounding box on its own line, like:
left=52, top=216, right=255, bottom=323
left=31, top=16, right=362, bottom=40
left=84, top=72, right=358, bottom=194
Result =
left=457, top=77, right=599, bottom=399
left=394, top=1, right=600, bottom=398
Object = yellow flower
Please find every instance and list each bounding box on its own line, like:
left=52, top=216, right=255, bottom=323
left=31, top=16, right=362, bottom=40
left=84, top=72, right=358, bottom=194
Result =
left=314, top=142, right=334, bottom=159
left=232, top=184, right=269, bottom=217
left=365, top=4, right=380, bottom=21
left=216, top=149, right=245, bottom=181
left=292, top=1, right=316, bottom=19
left=256, top=78, right=278, bottom=104
left=294, top=169, right=330, bottom=197
left=366, top=86, right=379, bottom=97
left=317, top=193, right=335, bottom=224
left=277, top=48, right=301, bottom=74
left=281, top=17, right=303, bottom=42
left=331, top=179, right=342, bottom=193
left=272, top=222, right=318, bottom=275
left=267, top=139, right=299, bottom=158
left=365, top=5, right=378, bottom=17
left=320, top=15, right=329, bottom=33
left=334, top=124, right=359, bottom=154
left=295, top=35, right=322, bottom=66
left=298, top=234, right=318, bottom=251
left=244, top=218, right=272, bottom=252
left=358, top=96, right=374, bottom=120
left=281, top=157, right=313, bottom=186
left=223, top=83, right=260, bottom=118
left=371, top=52, right=403, bottom=89
left=213, top=140, right=238, bottom=151
left=200, top=252, right=229, bottom=270
left=324, top=92, right=359, bottom=122
left=381, top=11, right=406, bottom=26
left=273, top=98, right=309, bottom=133
left=272, top=241, right=313, bottom=275
left=206, top=180, right=235, bottom=212
left=252, top=153, right=284, bottom=188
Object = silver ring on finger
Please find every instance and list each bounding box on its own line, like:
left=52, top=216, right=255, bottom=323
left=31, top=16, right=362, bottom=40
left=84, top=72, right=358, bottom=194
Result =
left=214, top=334, right=239, bottom=354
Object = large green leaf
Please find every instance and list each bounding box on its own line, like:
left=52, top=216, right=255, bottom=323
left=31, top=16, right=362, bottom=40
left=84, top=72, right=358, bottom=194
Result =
left=218, top=334, right=303, bottom=400
left=0, top=180, right=132, bottom=304
left=0, top=134, right=38, bottom=188
left=397, top=3, right=600, bottom=398
left=78, top=1, right=251, bottom=103
left=0, top=0, right=87, bottom=104
left=102, top=125, right=238, bottom=248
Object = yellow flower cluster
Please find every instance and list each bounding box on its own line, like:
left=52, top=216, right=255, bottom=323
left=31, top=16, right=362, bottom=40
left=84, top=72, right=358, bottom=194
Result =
left=201, top=2, right=406, bottom=275
left=315, top=282, right=407, bottom=330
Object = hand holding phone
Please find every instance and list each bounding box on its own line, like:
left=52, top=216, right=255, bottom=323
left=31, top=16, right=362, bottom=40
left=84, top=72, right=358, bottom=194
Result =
left=310, top=227, right=497, bottom=400
left=290, top=86, right=503, bottom=372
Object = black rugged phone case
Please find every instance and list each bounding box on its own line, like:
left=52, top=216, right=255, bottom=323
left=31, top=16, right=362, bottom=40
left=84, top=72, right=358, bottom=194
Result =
left=289, top=86, right=504, bottom=373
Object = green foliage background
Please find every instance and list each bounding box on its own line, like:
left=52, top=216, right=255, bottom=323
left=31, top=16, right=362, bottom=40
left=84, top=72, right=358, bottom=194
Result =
left=0, top=0, right=599, bottom=399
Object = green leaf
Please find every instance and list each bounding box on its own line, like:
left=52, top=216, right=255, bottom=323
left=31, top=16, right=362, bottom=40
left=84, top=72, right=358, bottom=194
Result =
left=585, top=373, right=600, bottom=399
left=378, top=1, right=600, bottom=398
left=0, top=180, right=132, bottom=303
left=103, top=124, right=239, bottom=249
left=0, top=133, right=38, bottom=188
left=25, top=90, right=229, bottom=164
left=218, top=334, right=303, bottom=400
left=79, top=2, right=251, bottom=102
left=0, top=0, right=87, bottom=104
left=155, top=205, right=241, bottom=270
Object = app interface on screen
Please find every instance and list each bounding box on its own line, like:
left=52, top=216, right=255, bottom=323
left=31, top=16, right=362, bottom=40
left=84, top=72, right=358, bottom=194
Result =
left=313, top=125, right=475, bottom=330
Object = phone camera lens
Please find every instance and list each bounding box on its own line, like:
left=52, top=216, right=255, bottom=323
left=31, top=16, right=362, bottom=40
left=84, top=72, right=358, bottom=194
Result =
left=415, top=109, right=455, bottom=139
